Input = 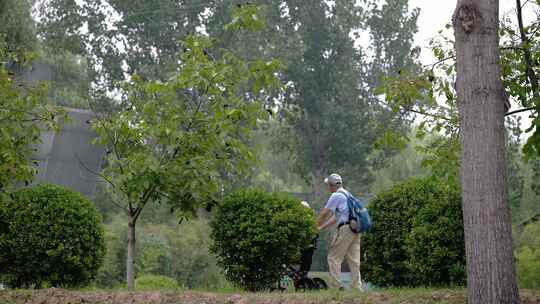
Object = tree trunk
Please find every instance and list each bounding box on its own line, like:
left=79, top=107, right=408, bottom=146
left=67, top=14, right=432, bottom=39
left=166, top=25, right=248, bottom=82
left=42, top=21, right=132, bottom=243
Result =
left=311, top=167, right=326, bottom=210
left=127, top=214, right=136, bottom=291
left=311, top=140, right=328, bottom=210
left=453, top=1, right=520, bottom=303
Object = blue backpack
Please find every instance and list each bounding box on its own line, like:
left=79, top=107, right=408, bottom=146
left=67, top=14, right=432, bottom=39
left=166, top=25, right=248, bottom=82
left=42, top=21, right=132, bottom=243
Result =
left=338, top=190, right=372, bottom=233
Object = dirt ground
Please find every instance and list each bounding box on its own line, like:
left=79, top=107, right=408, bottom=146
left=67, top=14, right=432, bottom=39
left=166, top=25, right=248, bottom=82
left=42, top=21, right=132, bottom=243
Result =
left=0, top=288, right=539, bottom=304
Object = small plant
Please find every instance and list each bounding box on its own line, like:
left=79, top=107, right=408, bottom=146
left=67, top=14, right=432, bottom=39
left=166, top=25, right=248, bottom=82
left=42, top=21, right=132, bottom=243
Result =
left=0, top=184, right=106, bottom=288
left=210, top=190, right=317, bottom=291
left=362, top=178, right=465, bottom=287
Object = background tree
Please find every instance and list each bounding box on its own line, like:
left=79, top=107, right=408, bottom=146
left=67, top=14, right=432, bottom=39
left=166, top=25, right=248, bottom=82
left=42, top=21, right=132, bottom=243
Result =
left=196, top=1, right=419, bottom=272
left=40, top=50, right=91, bottom=109
left=0, top=0, right=37, bottom=53
left=202, top=1, right=419, bottom=203
left=453, top=1, right=520, bottom=303
left=280, top=0, right=419, bottom=203
left=35, top=0, right=208, bottom=94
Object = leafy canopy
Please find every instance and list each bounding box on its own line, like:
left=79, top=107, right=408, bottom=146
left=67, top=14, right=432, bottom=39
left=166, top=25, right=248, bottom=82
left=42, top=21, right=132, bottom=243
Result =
left=92, top=34, right=281, bottom=218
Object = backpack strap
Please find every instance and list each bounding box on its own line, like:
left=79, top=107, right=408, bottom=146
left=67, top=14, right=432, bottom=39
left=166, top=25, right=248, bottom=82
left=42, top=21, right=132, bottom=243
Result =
left=337, top=189, right=354, bottom=214
left=336, top=189, right=349, bottom=199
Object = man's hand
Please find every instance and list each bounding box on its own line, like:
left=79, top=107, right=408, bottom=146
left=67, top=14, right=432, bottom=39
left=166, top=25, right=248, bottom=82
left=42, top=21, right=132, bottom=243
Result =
left=318, top=208, right=335, bottom=231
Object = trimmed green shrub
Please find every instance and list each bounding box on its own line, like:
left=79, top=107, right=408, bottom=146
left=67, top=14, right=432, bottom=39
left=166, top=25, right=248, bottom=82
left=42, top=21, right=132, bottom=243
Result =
left=0, top=184, right=106, bottom=288
left=210, top=190, right=317, bottom=291
left=362, top=178, right=465, bottom=287
left=135, top=275, right=178, bottom=290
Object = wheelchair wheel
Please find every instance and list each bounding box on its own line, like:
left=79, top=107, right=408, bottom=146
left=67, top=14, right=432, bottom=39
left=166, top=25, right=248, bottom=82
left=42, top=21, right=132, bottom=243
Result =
left=312, top=277, right=328, bottom=290
left=295, top=277, right=316, bottom=291
left=276, top=274, right=294, bottom=291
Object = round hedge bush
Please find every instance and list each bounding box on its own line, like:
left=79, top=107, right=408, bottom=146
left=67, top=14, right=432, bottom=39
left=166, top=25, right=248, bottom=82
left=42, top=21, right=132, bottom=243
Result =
left=362, top=178, right=465, bottom=287
left=210, top=190, right=317, bottom=291
left=0, top=184, right=106, bottom=288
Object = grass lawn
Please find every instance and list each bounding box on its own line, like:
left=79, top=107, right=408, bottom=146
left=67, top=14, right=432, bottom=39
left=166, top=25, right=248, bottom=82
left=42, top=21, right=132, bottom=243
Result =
left=1, top=288, right=539, bottom=304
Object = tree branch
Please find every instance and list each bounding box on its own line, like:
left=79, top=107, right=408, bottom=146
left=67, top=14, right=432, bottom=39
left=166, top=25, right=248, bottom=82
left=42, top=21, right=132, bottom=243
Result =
left=402, top=105, right=454, bottom=122
left=505, top=106, right=536, bottom=116
left=500, top=45, right=525, bottom=51
left=74, top=153, right=127, bottom=212
left=133, top=184, right=158, bottom=222
left=92, top=114, right=124, bottom=173
left=423, top=56, right=456, bottom=70
left=521, top=0, right=532, bottom=9
left=516, top=0, right=540, bottom=100
left=379, top=98, right=453, bottom=122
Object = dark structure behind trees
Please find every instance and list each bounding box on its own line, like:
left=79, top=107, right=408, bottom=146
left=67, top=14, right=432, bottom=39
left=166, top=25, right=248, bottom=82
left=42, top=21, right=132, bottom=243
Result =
left=12, top=62, right=105, bottom=198
left=33, top=108, right=104, bottom=197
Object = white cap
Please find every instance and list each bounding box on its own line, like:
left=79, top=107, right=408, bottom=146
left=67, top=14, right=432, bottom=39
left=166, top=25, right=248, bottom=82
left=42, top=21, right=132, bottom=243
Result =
left=324, top=173, right=342, bottom=185
left=300, top=201, right=311, bottom=208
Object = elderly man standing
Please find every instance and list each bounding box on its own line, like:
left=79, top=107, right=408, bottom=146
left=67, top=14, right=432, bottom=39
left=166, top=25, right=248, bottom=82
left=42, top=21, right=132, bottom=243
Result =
left=317, top=173, right=362, bottom=291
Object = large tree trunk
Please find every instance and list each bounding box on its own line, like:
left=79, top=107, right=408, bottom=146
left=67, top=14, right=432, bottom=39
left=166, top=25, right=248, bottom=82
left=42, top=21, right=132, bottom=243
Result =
left=127, top=214, right=136, bottom=291
left=453, top=1, right=520, bottom=303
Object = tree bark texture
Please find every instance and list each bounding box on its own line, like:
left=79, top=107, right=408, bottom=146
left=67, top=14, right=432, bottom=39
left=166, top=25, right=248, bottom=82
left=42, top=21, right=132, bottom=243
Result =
left=311, top=144, right=328, bottom=210
left=453, top=1, right=520, bottom=303
left=311, top=167, right=327, bottom=212
left=127, top=215, right=136, bottom=291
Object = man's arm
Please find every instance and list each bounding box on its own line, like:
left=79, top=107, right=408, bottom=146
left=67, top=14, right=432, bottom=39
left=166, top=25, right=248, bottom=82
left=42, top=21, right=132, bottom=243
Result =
left=317, top=208, right=336, bottom=231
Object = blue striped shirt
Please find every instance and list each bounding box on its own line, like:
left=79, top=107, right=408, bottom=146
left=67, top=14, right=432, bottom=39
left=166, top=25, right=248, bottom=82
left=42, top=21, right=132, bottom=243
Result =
left=324, top=188, right=350, bottom=226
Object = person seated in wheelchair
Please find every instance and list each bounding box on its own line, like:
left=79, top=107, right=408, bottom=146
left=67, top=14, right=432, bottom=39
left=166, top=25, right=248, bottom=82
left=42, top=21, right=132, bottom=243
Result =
left=291, top=201, right=327, bottom=290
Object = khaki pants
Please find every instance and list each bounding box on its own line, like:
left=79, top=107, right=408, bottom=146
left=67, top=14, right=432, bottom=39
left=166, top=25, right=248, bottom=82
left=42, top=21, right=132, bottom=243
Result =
left=328, top=225, right=362, bottom=290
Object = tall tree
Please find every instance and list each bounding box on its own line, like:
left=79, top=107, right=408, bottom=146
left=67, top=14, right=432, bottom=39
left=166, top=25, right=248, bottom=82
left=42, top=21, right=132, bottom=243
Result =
left=453, top=1, right=520, bottom=303
left=292, top=0, right=417, bottom=202
left=92, top=32, right=280, bottom=289
left=36, top=0, right=208, bottom=92
left=0, top=0, right=36, bottom=53
left=375, top=0, right=540, bottom=224
left=206, top=1, right=418, bottom=203
left=280, top=1, right=373, bottom=202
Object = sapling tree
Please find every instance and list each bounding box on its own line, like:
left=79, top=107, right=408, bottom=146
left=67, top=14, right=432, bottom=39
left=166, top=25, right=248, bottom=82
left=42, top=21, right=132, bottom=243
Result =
left=92, top=30, right=281, bottom=289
